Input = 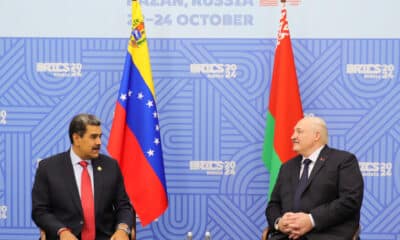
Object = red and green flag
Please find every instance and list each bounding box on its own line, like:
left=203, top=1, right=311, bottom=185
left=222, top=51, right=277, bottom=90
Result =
left=262, top=3, right=303, bottom=197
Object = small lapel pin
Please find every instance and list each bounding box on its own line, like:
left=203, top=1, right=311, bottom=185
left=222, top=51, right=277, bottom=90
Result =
left=97, top=166, right=102, bottom=171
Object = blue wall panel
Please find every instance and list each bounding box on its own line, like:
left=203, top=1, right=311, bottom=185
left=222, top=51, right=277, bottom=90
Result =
left=0, top=37, right=399, bottom=239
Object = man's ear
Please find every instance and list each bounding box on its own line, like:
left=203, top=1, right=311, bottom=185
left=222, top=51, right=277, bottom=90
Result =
left=314, top=131, right=321, bottom=142
left=72, top=133, right=80, bottom=145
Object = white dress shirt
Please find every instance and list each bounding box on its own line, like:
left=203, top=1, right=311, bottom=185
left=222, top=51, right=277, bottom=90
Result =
left=70, top=148, right=95, bottom=197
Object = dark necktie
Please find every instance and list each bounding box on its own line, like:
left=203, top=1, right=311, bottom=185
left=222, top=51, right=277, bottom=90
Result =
left=79, top=161, right=96, bottom=240
left=293, top=159, right=311, bottom=211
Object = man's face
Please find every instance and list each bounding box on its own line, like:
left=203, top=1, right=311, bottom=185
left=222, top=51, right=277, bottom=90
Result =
left=73, top=125, right=102, bottom=159
left=291, top=118, right=317, bottom=156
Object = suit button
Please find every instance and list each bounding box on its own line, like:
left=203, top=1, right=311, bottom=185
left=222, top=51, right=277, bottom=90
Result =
left=80, top=221, right=84, bottom=225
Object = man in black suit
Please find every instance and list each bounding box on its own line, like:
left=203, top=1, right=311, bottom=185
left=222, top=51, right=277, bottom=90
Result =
left=266, top=116, right=364, bottom=240
left=32, top=114, right=134, bottom=240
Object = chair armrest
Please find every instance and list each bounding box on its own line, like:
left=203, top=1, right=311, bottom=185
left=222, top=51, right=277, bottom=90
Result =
left=261, top=227, right=270, bottom=240
left=40, top=229, right=46, bottom=240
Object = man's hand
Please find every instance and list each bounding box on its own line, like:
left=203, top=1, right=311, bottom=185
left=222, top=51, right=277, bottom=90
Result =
left=110, top=229, right=129, bottom=240
left=59, top=230, right=78, bottom=240
left=277, top=212, right=295, bottom=235
left=286, top=212, right=313, bottom=239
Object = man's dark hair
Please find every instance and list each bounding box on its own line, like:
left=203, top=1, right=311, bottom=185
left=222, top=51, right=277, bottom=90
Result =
left=69, top=114, right=101, bottom=144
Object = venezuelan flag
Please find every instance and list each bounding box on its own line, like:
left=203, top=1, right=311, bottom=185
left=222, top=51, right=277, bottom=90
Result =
left=108, top=0, right=168, bottom=226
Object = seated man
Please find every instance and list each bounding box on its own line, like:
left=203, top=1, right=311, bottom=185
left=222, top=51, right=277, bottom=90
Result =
left=266, top=116, right=363, bottom=240
left=32, top=113, right=134, bottom=240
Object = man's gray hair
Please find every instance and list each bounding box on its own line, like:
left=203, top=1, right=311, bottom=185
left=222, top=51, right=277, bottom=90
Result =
left=304, top=116, right=328, bottom=144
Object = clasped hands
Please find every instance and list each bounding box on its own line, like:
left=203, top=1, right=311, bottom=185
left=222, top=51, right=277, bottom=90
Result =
left=277, top=212, right=313, bottom=239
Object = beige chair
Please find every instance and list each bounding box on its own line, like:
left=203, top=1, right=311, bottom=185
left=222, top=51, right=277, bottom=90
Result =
left=261, top=226, right=360, bottom=240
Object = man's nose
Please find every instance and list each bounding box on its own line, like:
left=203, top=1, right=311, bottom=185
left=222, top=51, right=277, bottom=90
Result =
left=291, top=133, right=296, bottom=140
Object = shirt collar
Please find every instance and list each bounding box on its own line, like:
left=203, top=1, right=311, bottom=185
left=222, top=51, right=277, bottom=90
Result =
left=302, top=145, right=325, bottom=164
left=70, top=147, right=90, bottom=166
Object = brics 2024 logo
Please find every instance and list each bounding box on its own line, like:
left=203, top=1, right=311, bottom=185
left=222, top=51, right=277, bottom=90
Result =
left=359, top=162, right=392, bottom=177
left=346, top=64, right=395, bottom=79
left=189, top=160, right=236, bottom=175
left=190, top=63, right=237, bottom=79
left=36, top=63, right=82, bottom=77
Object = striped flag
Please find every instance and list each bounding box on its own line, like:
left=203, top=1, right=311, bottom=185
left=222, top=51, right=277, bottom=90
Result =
left=262, top=3, right=303, bottom=197
left=107, top=0, right=168, bottom=226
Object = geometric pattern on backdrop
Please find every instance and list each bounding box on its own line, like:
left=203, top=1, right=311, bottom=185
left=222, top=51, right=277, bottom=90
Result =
left=0, top=38, right=399, bottom=239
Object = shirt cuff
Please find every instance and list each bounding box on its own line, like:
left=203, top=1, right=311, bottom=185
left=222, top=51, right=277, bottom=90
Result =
left=274, top=217, right=281, bottom=231
left=116, top=223, right=131, bottom=235
left=308, top=214, right=315, bottom=228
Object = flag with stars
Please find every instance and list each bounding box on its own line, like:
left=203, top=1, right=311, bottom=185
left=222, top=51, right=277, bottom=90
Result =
left=107, top=0, right=168, bottom=226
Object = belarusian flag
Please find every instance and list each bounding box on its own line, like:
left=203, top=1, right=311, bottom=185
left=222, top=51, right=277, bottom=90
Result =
left=262, top=3, right=303, bottom=197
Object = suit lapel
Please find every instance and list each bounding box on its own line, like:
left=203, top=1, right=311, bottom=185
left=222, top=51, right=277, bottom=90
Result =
left=305, top=146, right=330, bottom=189
left=291, top=156, right=303, bottom=195
left=63, top=151, right=83, bottom=213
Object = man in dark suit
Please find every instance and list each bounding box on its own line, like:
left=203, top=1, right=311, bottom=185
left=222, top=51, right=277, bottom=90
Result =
left=266, top=116, right=364, bottom=240
left=32, top=114, right=134, bottom=240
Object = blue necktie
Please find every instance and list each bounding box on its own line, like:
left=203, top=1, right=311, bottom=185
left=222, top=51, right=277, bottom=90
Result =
left=294, top=159, right=311, bottom=211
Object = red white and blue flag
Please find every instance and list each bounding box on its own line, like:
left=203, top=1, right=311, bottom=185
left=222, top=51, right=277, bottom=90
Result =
left=107, top=0, right=168, bottom=226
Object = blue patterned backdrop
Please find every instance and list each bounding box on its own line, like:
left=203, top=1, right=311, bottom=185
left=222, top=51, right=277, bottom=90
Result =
left=1, top=0, right=400, bottom=239
left=0, top=38, right=399, bottom=239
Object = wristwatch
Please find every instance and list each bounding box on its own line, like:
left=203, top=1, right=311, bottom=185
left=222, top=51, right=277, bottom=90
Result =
left=117, top=223, right=131, bottom=235
left=274, top=217, right=281, bottom=231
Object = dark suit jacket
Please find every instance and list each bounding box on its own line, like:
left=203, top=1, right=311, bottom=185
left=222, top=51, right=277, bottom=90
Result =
left=32, top=150, right=134, bottom=240
left=266, top=145, right=363, bottom=240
